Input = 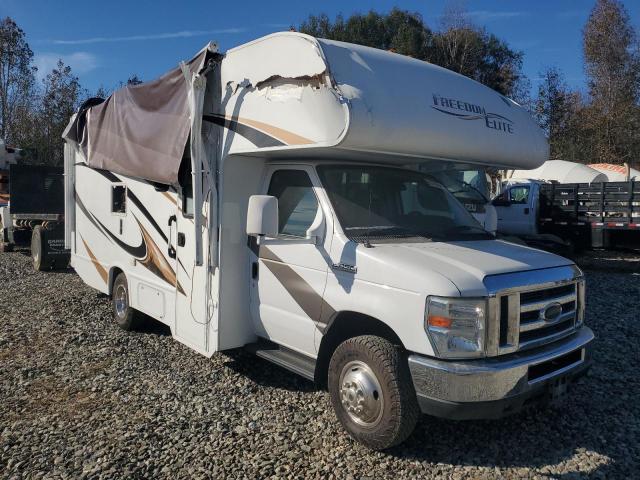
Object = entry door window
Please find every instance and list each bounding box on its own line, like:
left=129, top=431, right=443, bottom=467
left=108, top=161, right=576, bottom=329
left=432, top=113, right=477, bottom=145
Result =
left=178, top=155, right=194, bottom=217
left=267, top=170, right=318, bottom=238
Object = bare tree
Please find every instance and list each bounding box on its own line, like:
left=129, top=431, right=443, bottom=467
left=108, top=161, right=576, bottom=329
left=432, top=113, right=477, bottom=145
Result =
left=36, top=60, right=83, bottom=165
left=535, top=67, right=589, bottom=162
left=583, top=0, right=640, bottom=163
left=0, top=17, right=37, bottom=144
left=434, top=3, right=480, bottom=78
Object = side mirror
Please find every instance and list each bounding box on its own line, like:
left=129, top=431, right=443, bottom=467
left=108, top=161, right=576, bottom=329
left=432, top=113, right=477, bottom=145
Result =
left=247, top=195, right=278, bottom=238
left=492, top=198, right=511, bottom=207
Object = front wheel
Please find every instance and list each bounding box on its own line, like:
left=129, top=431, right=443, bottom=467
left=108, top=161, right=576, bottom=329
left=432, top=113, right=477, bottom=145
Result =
left=328, top=335, right=420, bottom=450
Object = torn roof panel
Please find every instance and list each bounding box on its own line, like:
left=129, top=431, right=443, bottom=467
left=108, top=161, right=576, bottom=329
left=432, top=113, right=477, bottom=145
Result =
left=222, top=32, right=328, bottom=88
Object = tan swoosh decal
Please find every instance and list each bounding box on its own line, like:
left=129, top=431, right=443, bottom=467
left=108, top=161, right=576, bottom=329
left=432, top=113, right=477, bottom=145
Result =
left=259, top=246, right=335, bottom=325
left=226, top=115, right=314, bottom=146
left=135, top=218, right=186, bottom=296
left=162, top=191, right=177, bottom=205
left=80, top=236, right=108, bottom=283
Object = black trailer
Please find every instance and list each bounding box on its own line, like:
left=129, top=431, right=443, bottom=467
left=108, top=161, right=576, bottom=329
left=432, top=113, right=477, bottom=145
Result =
left=538, top=181, right=640, bottom=249
left=0, top=164, right=70, bottom=270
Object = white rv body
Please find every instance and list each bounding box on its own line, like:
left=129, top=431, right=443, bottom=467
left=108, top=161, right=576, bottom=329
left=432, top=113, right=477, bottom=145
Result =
left=64, top=33, right=592, bottom=449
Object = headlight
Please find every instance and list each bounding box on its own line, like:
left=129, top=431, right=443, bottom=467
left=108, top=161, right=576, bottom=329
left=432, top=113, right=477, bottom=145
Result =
left=425, top=296, right=487, bottom=359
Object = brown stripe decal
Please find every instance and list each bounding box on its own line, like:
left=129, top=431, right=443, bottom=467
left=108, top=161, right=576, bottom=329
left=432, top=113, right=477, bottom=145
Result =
left=205, top=113, right=313, bottom=147
left=233, top=116, right=313, bottom=146
left=80, top=236, right=108, bottom=283
left=76, top=190, right=185, bottom=295
left=259, top=246, right=335, bottom=326
left=135, top=218, right=186, bottom=296
left=162, top=191, right=177, bottom=205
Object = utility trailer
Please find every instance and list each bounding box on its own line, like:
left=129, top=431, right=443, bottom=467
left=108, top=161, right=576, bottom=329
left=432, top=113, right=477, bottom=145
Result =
left=495, top=179, right=640, bottom=250
left=0, top=164, right=70, bottom=269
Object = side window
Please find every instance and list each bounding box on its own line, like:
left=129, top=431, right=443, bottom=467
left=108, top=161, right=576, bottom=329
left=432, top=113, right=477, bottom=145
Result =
left=111, top=185, right=126, bottom=214
left=267, top=170, right=319, bottom=238
left=509, top=186, right=530, bottom=204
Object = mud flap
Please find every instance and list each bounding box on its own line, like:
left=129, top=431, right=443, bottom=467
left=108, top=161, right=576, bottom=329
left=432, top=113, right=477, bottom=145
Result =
left=42, top=224, right=71, bottom=269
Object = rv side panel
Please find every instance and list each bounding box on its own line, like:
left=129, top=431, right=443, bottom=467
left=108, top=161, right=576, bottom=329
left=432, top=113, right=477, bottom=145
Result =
left=72, top=165, right=178, bottom=328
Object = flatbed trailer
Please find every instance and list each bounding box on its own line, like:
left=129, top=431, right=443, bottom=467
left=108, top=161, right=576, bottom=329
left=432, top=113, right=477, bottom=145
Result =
left=539, top=181, right=640, bottom=249
left=0, top=164, right=70, bottom=269
left=495, top=179, right=640, bottom=250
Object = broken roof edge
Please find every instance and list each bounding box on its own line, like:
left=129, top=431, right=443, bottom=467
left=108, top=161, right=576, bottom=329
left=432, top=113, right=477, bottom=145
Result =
left=222, top=32, right=331, bottom=89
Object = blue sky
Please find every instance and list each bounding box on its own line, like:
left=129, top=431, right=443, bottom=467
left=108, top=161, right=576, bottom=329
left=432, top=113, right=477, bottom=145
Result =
left=2, top=0, right=639, bottom=96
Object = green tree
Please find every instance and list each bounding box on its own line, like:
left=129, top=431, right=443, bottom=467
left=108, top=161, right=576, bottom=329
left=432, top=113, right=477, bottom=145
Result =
left=299, top=7, right=527, bottom=98
left=300, top=9, right=432, bottom=58
left=582, top=0, right=640, bottom=163
left=0, top=17, right=37, bottom=144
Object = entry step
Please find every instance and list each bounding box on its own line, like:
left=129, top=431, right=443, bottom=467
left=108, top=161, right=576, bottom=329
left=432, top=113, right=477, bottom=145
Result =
left=247, top=341, right=316, bottom=381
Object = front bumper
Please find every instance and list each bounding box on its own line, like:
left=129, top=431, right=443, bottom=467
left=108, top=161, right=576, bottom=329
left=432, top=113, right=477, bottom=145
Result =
left=408, top=326, right=594, bottom=420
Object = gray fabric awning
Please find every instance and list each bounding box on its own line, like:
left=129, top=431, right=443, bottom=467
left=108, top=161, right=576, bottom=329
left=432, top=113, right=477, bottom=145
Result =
left=64, top=43, right=219, bottom=185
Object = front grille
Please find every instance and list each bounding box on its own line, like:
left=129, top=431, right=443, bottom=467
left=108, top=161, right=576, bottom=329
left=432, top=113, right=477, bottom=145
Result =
left=517, top=282, right=577, bottom=351
left=487, top=273, right=581, bottom=356
left=520, top=284, right=575, bottom=304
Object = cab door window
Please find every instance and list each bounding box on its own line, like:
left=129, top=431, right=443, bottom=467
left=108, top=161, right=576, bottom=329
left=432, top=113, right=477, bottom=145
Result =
left=267, top=170, right=318, bottom=238
left=509, top=186, right=530, bottom=204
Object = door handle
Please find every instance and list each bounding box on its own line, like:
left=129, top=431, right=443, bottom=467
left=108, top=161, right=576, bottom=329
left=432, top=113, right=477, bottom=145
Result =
left=177, top=232, right=185, bottom=247
left=524, top=208, right=530, bottom=215
left=168, top=215, right=177, bottom=259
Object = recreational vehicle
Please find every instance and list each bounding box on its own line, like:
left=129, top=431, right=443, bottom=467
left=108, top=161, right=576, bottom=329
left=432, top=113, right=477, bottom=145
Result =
left=63, top=33, right=593, bottom=450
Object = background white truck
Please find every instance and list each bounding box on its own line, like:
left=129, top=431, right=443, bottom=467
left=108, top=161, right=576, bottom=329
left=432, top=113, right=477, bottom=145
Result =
left=495, top=179, right=640, bottom=250
left=63, top=33, right=593, bottom=450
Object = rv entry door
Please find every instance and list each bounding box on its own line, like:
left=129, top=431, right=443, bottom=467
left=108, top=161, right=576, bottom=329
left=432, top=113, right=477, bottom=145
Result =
left=172, top=160, right=210, bottom=354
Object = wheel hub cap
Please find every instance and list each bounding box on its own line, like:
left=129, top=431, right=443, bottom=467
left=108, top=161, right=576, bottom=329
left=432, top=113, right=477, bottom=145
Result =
left=114, top=285, right=127, bottom=318
left=339, top=360, right=384, bottom=427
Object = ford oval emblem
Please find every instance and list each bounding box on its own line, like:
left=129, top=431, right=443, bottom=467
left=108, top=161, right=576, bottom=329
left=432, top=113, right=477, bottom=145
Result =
left=542, top=302, right=563, bottom=322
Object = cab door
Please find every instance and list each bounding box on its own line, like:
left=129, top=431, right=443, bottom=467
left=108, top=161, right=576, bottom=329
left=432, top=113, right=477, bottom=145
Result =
left=249, top=166, right=330, bottom=357
left=495, top=185, right=534, bottom=235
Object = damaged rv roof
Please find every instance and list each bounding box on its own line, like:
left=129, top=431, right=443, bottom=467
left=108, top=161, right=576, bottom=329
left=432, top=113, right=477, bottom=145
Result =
left=64, top=32, right=548, bottom=185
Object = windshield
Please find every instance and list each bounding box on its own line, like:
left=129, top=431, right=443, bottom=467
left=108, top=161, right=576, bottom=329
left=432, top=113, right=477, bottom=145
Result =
left=428, top=169, right=490, bottom=208
left=317, top=165, right=491, bottom=243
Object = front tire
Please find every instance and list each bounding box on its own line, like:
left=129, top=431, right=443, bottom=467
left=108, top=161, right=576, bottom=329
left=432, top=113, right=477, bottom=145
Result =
left=112, top=273, right=144, bottom=331
left=328, top=335, right=420, bottom=450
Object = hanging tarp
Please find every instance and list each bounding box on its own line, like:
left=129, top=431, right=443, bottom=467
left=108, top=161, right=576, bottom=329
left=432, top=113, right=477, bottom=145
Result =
left=63, top=43, right=218, bottom=185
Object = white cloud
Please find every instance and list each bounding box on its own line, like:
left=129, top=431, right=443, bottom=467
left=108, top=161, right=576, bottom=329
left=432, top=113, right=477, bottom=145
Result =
left=467, top=10, right=529, bottom=22
left=34, top=52, right=98, bottom=80
left=51, top=28, right=247, bottom=45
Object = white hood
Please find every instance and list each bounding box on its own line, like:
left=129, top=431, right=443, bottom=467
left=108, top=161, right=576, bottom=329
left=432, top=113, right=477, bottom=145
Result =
left=352, top=239, right=573, bottom=296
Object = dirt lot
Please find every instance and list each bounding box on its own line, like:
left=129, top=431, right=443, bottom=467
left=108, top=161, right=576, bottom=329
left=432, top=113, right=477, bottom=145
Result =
left=1, top=249, right=639, bottom=479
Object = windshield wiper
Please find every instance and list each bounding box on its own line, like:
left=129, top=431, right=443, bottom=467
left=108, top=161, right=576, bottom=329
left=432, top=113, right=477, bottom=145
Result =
left=347, top=225, right=435, bottom=241
left=445, top=225, right=491, bottom=237
left=446, top=178, right=489, bottom=202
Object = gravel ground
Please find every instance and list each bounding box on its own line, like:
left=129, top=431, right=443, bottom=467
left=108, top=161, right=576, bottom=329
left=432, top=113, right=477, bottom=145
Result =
left=1, top=249, right=639, bottom=479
